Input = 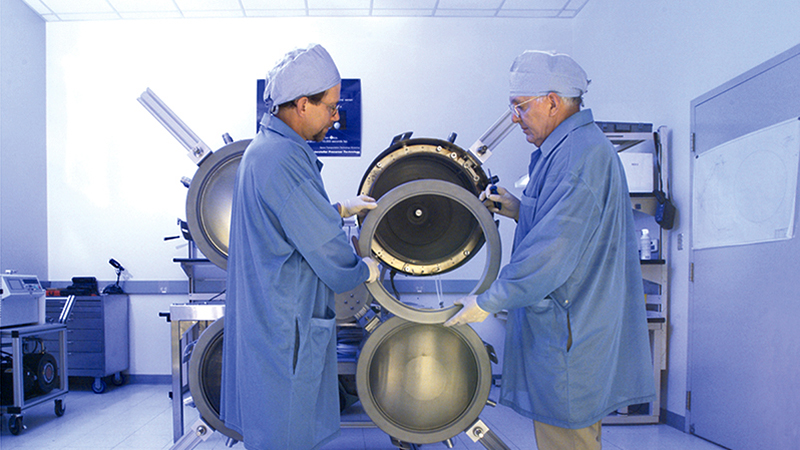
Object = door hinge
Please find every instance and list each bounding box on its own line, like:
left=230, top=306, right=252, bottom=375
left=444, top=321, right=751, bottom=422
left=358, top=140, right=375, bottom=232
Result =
left=686, top=390, right=692, bottom=411
left=691, top=132, right=695, bottom=154
left=690, top=262, right=694, bottom=282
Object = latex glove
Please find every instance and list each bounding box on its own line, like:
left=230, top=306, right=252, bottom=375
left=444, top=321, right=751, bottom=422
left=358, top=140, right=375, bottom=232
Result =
left=363, top=257, right=380, bottom=283
left=443, top=295, right=490, bottom=327
left=338, top=195, right=377, bottom=218
left=479, top=184, right=520, bottom=221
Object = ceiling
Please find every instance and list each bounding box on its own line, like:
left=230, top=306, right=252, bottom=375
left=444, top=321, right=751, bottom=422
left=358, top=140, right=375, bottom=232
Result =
left=21, top=0, right=589, bottom=22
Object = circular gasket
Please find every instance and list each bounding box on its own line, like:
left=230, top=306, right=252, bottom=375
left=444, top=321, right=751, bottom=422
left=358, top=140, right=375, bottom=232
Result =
left=358, top=179, right=501, bottom=324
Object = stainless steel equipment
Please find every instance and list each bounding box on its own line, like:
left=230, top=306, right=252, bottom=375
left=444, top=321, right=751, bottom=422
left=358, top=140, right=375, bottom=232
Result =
left=165, top=301, right=226, bottom=444
left=0, top=295, right=74, bottom=435
left=1, top=274, right=45, bottom=328
left=186, top=317, right=242, bottom=441
left=139, top=87, right=249, bottom=270
left=184, top=139, right=250, bottom=270
left=356, top=316, right=492, bottom=445
left=353, top=129, right=512, bottom=448
left=357, top=135, right=493, bottom=276
left=358, top=179, right=501, bottom=324
left=141, top=87, right=516, bottom=449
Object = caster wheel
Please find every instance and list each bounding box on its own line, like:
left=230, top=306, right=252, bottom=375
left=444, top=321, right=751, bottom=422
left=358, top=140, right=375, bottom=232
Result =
left=112, top=372, right=125, bottom=386
left=55, top=399, right=66, bottom=417
left=92, top=378, right=107, bottom=394
left=8, top=415, right=23, bottom=435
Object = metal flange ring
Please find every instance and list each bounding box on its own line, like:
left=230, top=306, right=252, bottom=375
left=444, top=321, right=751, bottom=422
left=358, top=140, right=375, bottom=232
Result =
left=187, top=317, right=243, bottom=442
left=186, top=139, right=250, bottom=270
left=358, top=179, right=501, bottom=324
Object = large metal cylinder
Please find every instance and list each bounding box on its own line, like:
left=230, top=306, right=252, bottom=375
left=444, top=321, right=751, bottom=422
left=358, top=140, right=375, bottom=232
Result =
left=185, top=140, right=250, bottom=270
left=356, top=316, right=492, bottom=445
left=187, top=317, right=243, bottom=441
left=358, top=137, right=492, bottom=276
left=358, top=179, right=501, bottom=324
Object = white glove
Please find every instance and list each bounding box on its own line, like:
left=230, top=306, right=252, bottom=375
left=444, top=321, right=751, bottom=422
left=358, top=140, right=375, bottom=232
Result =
left=363, top=257, right=380, bottom=283
left=479, top=184, right=520, bottom=221
left=338, top=195, right=377, bottom=218
left=443, top=295, right=490, bottom=327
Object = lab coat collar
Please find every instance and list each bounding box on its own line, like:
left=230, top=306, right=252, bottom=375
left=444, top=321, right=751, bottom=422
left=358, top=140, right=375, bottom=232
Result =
left=260, top=113, right=324, bottom=172
left=538, top=108, right=594, bottom=158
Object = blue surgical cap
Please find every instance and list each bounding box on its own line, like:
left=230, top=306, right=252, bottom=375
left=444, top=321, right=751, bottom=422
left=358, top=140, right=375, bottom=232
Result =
left=264, top=44, right=341, bottom=114
left=509, top=50, right=589, bottom=98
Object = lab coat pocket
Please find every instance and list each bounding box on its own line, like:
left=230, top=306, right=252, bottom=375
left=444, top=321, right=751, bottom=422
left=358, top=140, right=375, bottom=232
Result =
left=293, top=315, right=336, bottom=381
left=518, top=193, right=538, bottom=227
left=530, top=297, right=555, bottom=313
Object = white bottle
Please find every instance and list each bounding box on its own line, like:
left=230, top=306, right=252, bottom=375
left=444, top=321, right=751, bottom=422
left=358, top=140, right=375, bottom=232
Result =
left=639, top=229, right=651, bottom=260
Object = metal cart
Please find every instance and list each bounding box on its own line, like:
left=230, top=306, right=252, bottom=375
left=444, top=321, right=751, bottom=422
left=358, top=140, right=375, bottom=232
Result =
left=0, top=323, right=69, bottom=435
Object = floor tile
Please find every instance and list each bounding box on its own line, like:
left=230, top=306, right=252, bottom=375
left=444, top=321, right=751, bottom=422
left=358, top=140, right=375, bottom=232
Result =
left=1, top=381, right=725, bottom=450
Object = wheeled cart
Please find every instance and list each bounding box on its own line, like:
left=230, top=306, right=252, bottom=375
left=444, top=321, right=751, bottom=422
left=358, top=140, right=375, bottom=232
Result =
left=44, top=295, right=129, bottom=394
left=0, top=323, right=69, bottom=435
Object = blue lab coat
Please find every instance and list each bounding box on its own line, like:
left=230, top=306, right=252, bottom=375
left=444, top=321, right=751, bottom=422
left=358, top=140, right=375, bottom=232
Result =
left=477, top=109, right=656, bottom=429
left=220, top=114, right=369, bottom=450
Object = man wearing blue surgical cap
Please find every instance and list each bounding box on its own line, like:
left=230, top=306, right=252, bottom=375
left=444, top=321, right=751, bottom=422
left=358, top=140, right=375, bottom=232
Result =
left=445, top=51, right=655, bottom=449
left=220, top=43, right=379, bottom=450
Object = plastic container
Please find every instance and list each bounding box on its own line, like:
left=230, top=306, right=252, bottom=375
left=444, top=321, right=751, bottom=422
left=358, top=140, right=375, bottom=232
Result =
left=639, top=229, right=651, bottom=260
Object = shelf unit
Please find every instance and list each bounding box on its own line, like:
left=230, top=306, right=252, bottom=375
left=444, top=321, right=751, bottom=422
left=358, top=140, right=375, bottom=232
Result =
left=601, top=123, right=670, bottom=425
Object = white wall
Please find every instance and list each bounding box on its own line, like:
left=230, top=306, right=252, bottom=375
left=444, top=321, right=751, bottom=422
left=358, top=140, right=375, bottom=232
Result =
left=0, top=0, right=47, bottom=277
left=45, top=17, right=571, bottom=379
left=573, top=0, right=800, bottom=421
left=45, top=17, right=569, bottom=282
left=127, top=294, right=183, bottom=376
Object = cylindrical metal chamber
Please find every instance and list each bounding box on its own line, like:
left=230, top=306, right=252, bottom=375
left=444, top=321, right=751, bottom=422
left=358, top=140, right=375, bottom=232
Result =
left=185, top=139, right=250, bottom=270
left=358, top=179, right=501, bottom=324
left=187, top=317, right=243, bottom=441
left=356, top=316, right=492, bottom=445
left=358, top=137, right=492, bottom=276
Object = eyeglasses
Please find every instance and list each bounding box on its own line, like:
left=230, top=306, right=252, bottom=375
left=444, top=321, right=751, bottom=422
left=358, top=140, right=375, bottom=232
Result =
left=318, top=100, right=341, bottom=117
left=508, top=96, right=542, bottom=117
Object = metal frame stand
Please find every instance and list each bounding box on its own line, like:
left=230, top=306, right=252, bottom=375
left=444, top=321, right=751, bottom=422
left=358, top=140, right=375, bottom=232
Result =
left=168, top=417, right=238, bottom=450
left=0, top=323, right=68, bottom=435
left=465, top=419, right=513, bottom=450
left=168, top=418, right=215, bottom=450
left=165, top=302, right=226, bottom=443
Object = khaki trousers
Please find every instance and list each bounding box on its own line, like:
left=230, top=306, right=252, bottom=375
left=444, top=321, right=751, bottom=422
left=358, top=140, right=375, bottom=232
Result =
left=533, top=420, right=602, bottom=450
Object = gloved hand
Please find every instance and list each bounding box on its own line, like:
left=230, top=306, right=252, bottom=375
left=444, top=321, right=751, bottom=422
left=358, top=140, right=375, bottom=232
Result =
left=338, top=195, right=377, bottom=218
left=363, top=257, right=380, bottom=283
left=443, top=295, right=490, bottom=327
left=479, top=184, right=520, bottom=221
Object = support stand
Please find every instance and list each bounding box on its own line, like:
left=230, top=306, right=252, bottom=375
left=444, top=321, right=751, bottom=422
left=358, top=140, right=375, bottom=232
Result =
left=169, top=418, right=213, bottom=450
left=465, top=419, right=513, bottom=450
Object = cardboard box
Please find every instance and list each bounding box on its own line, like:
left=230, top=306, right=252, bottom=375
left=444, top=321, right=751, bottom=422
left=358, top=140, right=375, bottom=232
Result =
left=618, top=152, right=654, bottom=193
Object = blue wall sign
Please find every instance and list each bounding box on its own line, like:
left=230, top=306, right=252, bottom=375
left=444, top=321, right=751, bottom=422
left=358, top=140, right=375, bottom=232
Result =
left=257, top=78, right=362, bottom=157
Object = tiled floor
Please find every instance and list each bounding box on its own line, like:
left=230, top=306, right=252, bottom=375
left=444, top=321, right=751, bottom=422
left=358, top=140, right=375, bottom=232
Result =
left=0, top=379, right=724, bottom=450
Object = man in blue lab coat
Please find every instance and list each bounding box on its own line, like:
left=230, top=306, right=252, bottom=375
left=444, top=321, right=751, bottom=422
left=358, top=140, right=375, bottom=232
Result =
left=445, top=51, right=655, bottom=450
left=220, top=44, right=379, bottom=450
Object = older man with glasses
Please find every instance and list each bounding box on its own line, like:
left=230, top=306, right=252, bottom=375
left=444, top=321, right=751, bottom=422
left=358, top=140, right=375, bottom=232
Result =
left=445, top=51, right=655, bottom=450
